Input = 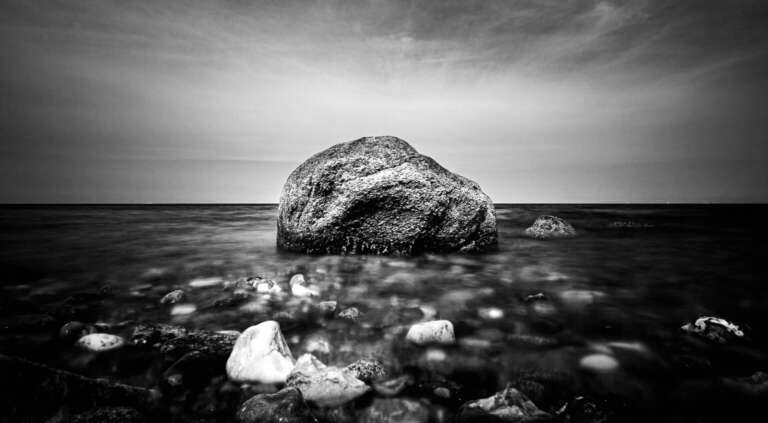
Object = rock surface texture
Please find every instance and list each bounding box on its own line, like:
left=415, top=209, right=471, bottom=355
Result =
left=524, top=215, right=576, bottom=239
left=277, top=136, right=497, bottom=255
left=286, top=354, right=370, bottom=407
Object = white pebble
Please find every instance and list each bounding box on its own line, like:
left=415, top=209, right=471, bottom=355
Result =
left=170, top=304, right=197, bottom=316
left=579, top=354, right=619, bottom=372
left=76, top=333, right=125, bottom=352
left=478, top=307, right=504, bottom=320
left=188, top=277, right=223, bottom=288
left=406, top=320, right=455, bottom=345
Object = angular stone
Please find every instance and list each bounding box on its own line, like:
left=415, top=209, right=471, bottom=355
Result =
left=344, top=358, right=387, bottom=383
left=458, top=384, right=550, bottom=422
left=406, top=320, right=455, bottom=345
left=237, top=387, right=313, bottom=423
left=286, top=354, right=370, bottom=407
left=681, top=316, right=745, bottom=344
left=226, top=321, right=296, bottom=384
left=276, top=136, right=497, bottom=255
left=160, top=289, right=185, bottom=304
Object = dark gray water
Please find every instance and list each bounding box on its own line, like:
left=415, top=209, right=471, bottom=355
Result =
left=1, top=204, right=767, bottom=422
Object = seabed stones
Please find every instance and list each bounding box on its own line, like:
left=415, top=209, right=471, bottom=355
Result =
left=406, top=320, right=455, bottom=345
left=579, top=353, right=620, bottom=373
left=226, top=321, right=296, bottom=384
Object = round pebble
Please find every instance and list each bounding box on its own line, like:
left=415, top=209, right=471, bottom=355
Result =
left=579, top=353, right=619, bottom=372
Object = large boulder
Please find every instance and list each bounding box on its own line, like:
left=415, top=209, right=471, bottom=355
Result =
left=277, top=136, right=497, bottom=255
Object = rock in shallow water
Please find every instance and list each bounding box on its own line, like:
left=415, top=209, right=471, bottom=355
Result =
left=76, top=333, right=125, bottom=352
left=160, top=289, right=184, bottom=304
left=358, top=398, right=430, bottom=423
left=237, top=387, right=313, bottom=423
left=286, top=354, right=370, bottom=407
left=344, top=358, right=387, bottom=383
left=524, top=215, right=576, bottom=239
left=226, top=321, right=296, bottom=384
left=458, top=384, right=550, bottom=422
left=681, top=316, right=745, bottom=344
left=276, top=136, right=497, bottom=255
left=406, top=320, right=455, bottom=345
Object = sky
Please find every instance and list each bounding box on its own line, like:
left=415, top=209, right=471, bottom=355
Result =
left=1, top=0, right=767, bottom=203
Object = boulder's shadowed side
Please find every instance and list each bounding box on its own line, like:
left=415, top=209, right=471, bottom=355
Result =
left=277, top=136, right=497, bottom=255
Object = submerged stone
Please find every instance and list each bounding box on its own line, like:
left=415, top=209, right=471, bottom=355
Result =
left=226, top=321, right=296, bottom=384
left=579, top=353, right=619, bottom=372
left=458, top=384, right=550, bottom=422
left=681, top=316, right=745, bottom=344
left=286, top=354, right=370, bottom=407
left=188, top=277, right=223, bottom=288
left=76, top=333, right=125, bottom=352
left=524, top=215, right=576, bottom=239
left=276, top=136, right=497, bottom=255
left=406, top=320, right=455, bottom=345
left=237, top=387, right=313, bottom=423
left=358, top=398, right=430, bottom=423
left=344, top=358, right=387, bottom=383
left=170, top=303, right=196, bottom=316
left=160, top=289, right=184, bottom=304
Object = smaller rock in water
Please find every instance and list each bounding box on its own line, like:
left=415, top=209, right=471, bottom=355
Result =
left=160, top=289, right=184, bottom=304
left=345, top=358, right=387, bottom=383
left=579, top=353, right=619, bottom=372
left=478, top=307, right=504, bottom=320
left=406, top=320, right=455, bottom=345
left=255, top=279, right=283, bottom=295
left=524, top=293, right=547, bottom=303
left=458, top=384, right=550, bottom=422
left=338, top=307, right=360, bottom=321
left=286, top=354, right=370, bottom=407
left=170, top=304, right=196, bottom=316
left=237, top=387, right=313, bottom=423
left=290, top=274, right=319, bottom=297
left=226, top=321, right=296, bottom=384
left=188, top=277, right=223, bottom=288
left=681, top=316, right=745, bottom=344
left=76, top=333, right=126, bottom=352
left=303, top=333, right=332, bottom=356
left=559, top=289, right=605, bottom=306
left=524, top=215, right=576, bottom=239
left=317, top=301, right=338, bottom=315
left=358, top=398, right=430, bottom=423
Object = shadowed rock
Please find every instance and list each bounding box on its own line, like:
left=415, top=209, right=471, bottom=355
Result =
left=237, top=388, right=313, bottom=423
left=277, top=136, right=497, bottom=255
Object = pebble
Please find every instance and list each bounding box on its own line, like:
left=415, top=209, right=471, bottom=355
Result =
left=459, top=384, right=550, bottom=421
left=358, top=398, right=429, bottom=423
left=226, top=321, right=296, bottom=384
left=434, top=387, right=451, bottom=398
left=338, top=307, right=360, bottom=320
left=559, top=289, right=605, bottom=306
left=317, top=301, right=338, bottom=315
left=237, top=387, right=313, bottom=423
left=579, top=353, right=619, bottom=372
left=478, top=307, right=504, bottom=320
left=344, top=358, right=387, bottom=383
left=188, top=277, right=223, bottom=288
left=290, top=274, right=319, bottom=297
left=160, top=289, right=185, bottom=304
left=170, top=304, right=197, bottom=316
left=256, top=279, right=283, bottom=295
left=406, top=320, right=455, bottom=345
left=76, top=333, right=126, bottom=352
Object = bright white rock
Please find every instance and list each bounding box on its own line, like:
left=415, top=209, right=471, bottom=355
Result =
left=188, top=277, right=223, bottom=288
left=76, top=333, right=125, bottom=352
left=226, top=321, right=296, bottom=384
left=170, top=304, right=197, bottom=316
left=579, top=353, right=619, bottom=372
left=406, top=320, right=455, bottom=345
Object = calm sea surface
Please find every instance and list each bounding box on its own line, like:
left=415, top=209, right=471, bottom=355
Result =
left=1, top=204, right=767, bottom=421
